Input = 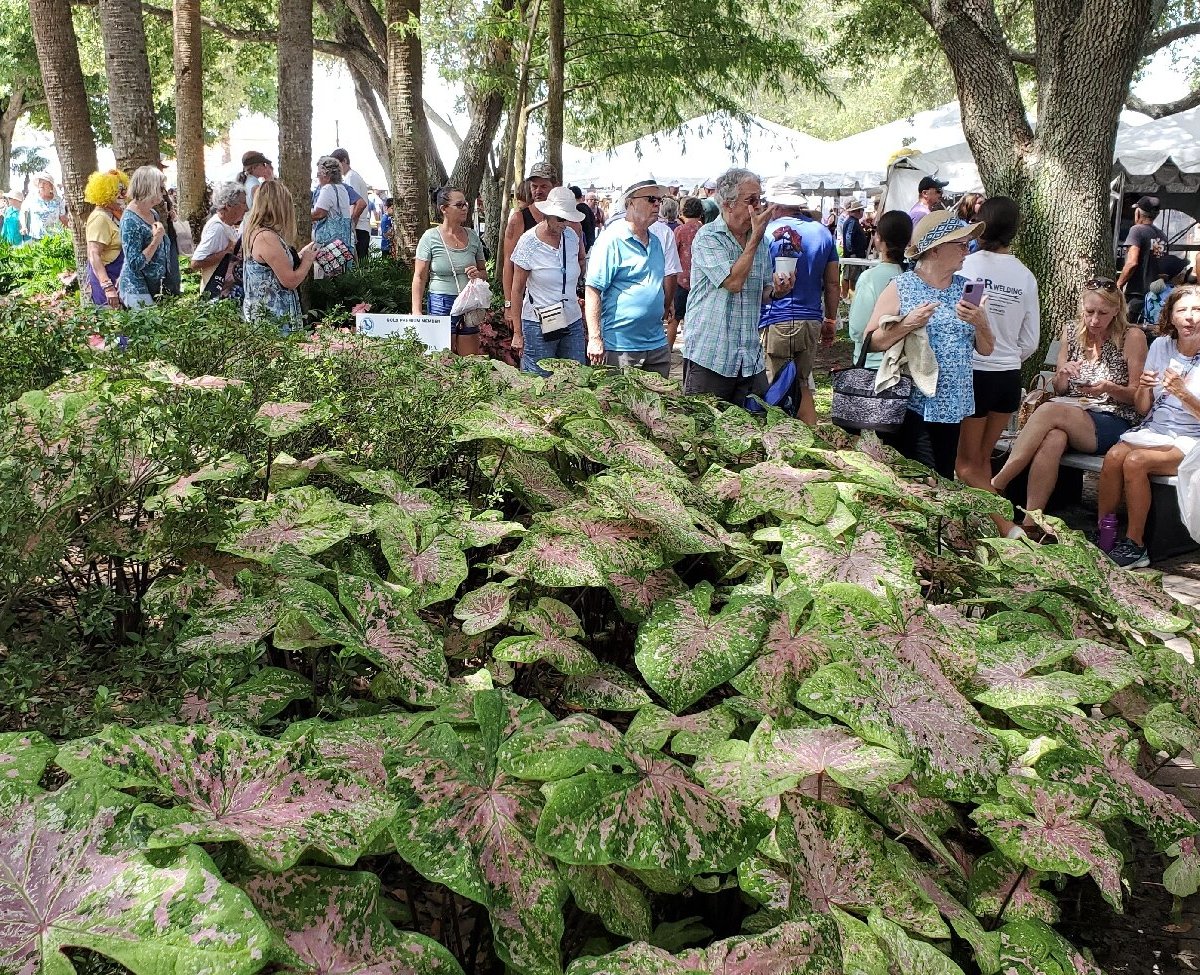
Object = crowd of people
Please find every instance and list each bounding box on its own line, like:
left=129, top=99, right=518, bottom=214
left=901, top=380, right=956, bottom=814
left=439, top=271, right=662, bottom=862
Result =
left=18, top=149, right=1200, bottom=569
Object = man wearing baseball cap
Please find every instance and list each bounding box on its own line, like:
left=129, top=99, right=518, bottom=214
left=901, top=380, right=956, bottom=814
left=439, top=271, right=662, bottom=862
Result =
left=584, top=179, right=672, bottom=376
left=908, top=175, right=948, bottom=225
left=700, top=179, right=719, bottom=224
left=503, top=161, right=560, bottom=333
left=1116, top=195, right=1168, bottom=325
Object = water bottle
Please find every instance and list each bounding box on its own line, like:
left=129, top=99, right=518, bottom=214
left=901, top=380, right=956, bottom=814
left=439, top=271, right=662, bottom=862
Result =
left=1098, top=514, right=1118, bottom=553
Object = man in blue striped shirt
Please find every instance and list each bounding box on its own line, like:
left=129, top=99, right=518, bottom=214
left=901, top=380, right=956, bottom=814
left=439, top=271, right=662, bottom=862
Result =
left=682, top=168, right=795, bottom=406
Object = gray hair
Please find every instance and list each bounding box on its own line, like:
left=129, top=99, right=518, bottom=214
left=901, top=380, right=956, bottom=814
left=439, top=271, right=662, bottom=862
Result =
left=316, top=156, right=343, bottom=183
left=212, top=182, right=247, bottom=210
left=128, top=165, right=166, bottom=204
left=714, top=168, right=760, bottom=209
left=660, top=197, right=679, bottom=222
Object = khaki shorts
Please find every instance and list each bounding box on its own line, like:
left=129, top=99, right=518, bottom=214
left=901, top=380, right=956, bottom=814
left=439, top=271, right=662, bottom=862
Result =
left=764, top=320, right=822, bottom=382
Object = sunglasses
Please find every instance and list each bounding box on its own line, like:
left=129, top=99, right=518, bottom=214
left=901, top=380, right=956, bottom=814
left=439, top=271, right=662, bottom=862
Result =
left=632, top=195, right=663, bottom=204
left=1085, top=277, right=1118, bottom=292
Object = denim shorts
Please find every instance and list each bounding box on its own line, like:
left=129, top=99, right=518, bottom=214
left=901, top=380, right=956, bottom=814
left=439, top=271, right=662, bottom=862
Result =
left=426, top=292, right=478, bottom=335
left=1088, top=409, right=1132, bottom=453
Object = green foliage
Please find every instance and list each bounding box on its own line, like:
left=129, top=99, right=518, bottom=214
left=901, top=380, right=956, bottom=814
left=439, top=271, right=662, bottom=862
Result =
left=308, top=256, right=415, bottom=318
left=0, top=230, right=76, bottom=298
left=2, top=309, right=1199, bottom=975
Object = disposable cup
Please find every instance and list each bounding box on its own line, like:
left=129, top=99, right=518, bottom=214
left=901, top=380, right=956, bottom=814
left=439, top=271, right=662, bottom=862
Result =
left=775, top=256, right=797, bottom=276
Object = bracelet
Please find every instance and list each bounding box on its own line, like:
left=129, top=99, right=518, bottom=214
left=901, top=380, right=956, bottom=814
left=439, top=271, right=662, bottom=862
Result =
left=822, top=318, right=837, bottom=326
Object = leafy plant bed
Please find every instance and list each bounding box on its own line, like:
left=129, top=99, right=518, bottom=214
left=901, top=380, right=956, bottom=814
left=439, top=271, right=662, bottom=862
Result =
left=3, top=335, right=1200, bottom=975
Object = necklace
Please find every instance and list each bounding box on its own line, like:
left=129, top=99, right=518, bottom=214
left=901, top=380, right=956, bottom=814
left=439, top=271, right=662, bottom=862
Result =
left=440, top=225, right=467, bottom=248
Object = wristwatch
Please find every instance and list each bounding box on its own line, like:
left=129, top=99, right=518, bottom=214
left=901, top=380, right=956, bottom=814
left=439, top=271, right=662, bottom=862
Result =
left=503, top=301, right=512, bottom=309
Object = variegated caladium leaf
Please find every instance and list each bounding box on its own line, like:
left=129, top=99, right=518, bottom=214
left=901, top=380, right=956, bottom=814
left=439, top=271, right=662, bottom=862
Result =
left=55, top=724, right=395, bottom=870
left=624, top=703, right=739, bottom=757
left=587, top=472, right=728, bottom=556
left=259, top=450, right=351, bottom=490
left=1067, top=639, right=1144, bottom=692
left=536, top=748, right=771, bottom=878
left=830, top=907, right=890, bottom=975
left=220, top=486, right=368, bottom=561
left=498, top=714, right=629, bottom=781
left=337, top=574, right=450, bottom=706
left=0, top=731, right=56, bottom=797
left=280, top=714, right=431, bottom=786
left=775, top=795, right=947, bottom=938
left=153, top=452, right=252, bottom=509
left=454, top=402, right=564, bottom=451
left=765, top=724, right=913, bottom=796
left=873, top=603, right=982, bottom=702
left=968, top=853, right=1060, bottom=925
left=501, top=531, right=609, bottom=588
left=563, top=864, right=653, bottom=942
left=773, top=522, right=918, bottom=600
left=0, top=781, right=270, bottom=975
left=730, top=604, right=830, bottom=714
left=454, top=582, right=515, bottom=635
left=1164, top=836, right=1200, bottom=897
left=725, top=462, right=834, bottom=524
left=798, top=661, right=1005, bottom=801
left=634, top=583, right=776, bottom=713
left=857, top=779, right=964, bottom=879
left=972, top=781, right=1124, bottom=909
left=605, top=567, right=688, bottom=620
left=1130, top=642, right=1200, bottom=729
left=972, top=639, right=1116, bottom=711
left=373, top=505, right=469, bottom=608
left=389, top=691, right=567, bottom=975
left=452, top=513, right=526, bottom=549
left=562, top=415, right=682, bottom=475
left=1010, top=706, right=1200, bottom=849
left=173, top=595, right=281, bottom=656
left=346, top=469, right=449, bottom=519
left=241, top=866, right=464, bottom=975
left=253, top=399, right=333, bottom=439
left=867, top=911, right=967, bottom=975
left=483, top=448, right=577, bottom=509
left=997, top=919, right=1105, bottom=975
left=180, top=668, right=313, bottom=727
left=494, top=598, right=600, bottom=676
left=620, top=388, right=698, bottom=449
left=1142, top=702, right=1200, bottom=757
left=564, top=914, right=842, bottom=975
left=560, top=664, right=653, bottom=711
left=272, top=578, right=360, bottom=651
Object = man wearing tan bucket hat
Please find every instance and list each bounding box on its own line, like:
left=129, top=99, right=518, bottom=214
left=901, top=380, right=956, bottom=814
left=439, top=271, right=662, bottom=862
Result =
left=861, top=210, right=995, bottom=477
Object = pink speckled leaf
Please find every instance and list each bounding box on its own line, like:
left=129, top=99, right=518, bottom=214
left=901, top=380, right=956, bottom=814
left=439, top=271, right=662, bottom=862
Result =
left=498, top=714, right=628, bottom=781
left=605, top=567, right=687, bottom=620
left=338, top=574, right=450, bottom=705
left=241, top=866, right=463, bottom=974
left=389, top=693, right=567, bottom=975
left=374, top=508, right=468, bottom=607
left=726, top=461, right=833, bottom=524
left=776, top=795, right=947, bottom=938
left=500, top=532, right=609, bottom=588
left=624, top=703, right=738, bottom=757
left=564, top=864, right=652, bottom=942
left=454, top=583, right=515, bottom=635
left=453, top=403, right=563, bottom=451
left=54, top=725, right=395, bottom=870
left=173, top=596, right=280, bottom=656
left=998, top=919, right=1106, bottom=974
left=253, top=400, right=332, bottom=439
left=777, top=523, right=918, bottom=600
left=273, top=579, right=360, bottom=651
left=484, top=448, right=577, bottom=509
left=866, top=912, right=968, bottom=975
left=973, top=639, right=1115, bottom=711
left=798, top=661, right=1005, bottom=801
left=564, top=914, right=841, bottom=974
left=765, top=725, right=912, bottom=795
left=220, top=487, right=366, bottom=561
left=586, top=471, right=727, bottom=556
left=730, top=607, right=831, bottom=713
left=968, top=853, right=1060, bottom=924
left=0, top=732, right=56, bottom=798
left=0, top=781, right=270, bottom=975
left=453, top=515, right=525, bottom=549
left=634, top=584, right=776, bottom=713
left=1068, top=640, right=1143, bottom=691
left=180, top=668, right=312, bottom=727
left=158, top=452, right=252, bottom=507
left=972, top=782, right=1124, bottom=909
left=560, top=664, right=653, bottom=712
left=536, top=749, right=771, bottom=878
left=494, top=598, right=599, bottom=676
left=562, top=416, right=681, bottom=475
left=347, top=471, right=448, bottom=518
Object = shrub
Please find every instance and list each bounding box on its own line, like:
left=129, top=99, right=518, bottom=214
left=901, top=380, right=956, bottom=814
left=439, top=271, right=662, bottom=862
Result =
left=308, top=255, right=414, bottom=318
left=0, top=229, right=76, bottom=297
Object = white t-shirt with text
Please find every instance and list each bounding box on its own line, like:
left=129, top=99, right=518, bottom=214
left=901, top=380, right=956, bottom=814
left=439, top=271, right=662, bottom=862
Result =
left=961, top=250, right=1041, bottom=371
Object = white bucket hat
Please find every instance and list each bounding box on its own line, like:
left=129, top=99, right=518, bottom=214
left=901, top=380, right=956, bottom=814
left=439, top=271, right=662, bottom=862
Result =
left=539, top=186, right=589, bottom=222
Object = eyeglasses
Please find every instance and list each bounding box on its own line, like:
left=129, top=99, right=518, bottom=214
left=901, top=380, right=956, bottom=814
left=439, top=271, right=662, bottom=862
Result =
left=1085, top=277, right=1118, bottom=292
left=444, top=201, right=468, bottom=209
left=632, top=195, right=663, bottom=204
left=739, top=195, right=764, bottom=206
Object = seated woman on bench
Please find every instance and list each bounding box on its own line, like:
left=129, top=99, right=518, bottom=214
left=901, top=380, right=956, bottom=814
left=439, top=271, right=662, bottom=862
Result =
left=1098, top=285, right=1200, bottom=568
left=991, top=277, right=1146, bottom=540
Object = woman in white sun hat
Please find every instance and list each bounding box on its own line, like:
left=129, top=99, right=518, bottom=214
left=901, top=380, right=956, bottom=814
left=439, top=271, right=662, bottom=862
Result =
left=509, top=185, right=589, bottom=375
left=862, top=209, right=995, bottom=478
left=22, top=172, right=67, bottom=241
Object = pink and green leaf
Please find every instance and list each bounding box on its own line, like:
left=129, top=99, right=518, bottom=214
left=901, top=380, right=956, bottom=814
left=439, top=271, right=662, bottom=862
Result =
left=454, top=582, right=515, bottom=635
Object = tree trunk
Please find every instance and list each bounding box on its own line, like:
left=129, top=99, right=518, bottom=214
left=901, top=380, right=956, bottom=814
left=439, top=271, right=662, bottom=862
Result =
left=96, top=0, right=160, bottom=172
left=278, top=0, right=314, bottom=245
left=28, top=0, right=97, bottom=276
left=386, top=0, right=429, bottom=262
left=350, top=65, right=394, bottom=189
left=0, top=88, right=28, bottom=195
left=545, top=0, right=564, bottom=179
left=498, top=0, right=542, bottom=233
left=919, top=0, right=1158, bottom=384
left=173, top=0, right=205, bottom=246
left=450, top=87, right=505, bottom=205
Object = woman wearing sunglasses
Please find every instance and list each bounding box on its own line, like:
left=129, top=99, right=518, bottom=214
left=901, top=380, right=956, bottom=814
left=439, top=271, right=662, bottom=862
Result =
left=1096, top=285, right=1200, bottom=567
left=412, top=186, right=487, bottom=355
left=991, top=277, right=1146, bottom=540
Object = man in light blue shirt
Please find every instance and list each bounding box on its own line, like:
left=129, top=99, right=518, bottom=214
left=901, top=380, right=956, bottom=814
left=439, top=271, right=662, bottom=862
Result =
left=585, top=179, right=671, bottom=377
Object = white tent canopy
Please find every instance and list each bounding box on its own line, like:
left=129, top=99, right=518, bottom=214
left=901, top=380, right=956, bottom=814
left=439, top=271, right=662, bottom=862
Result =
left=560, top=113, right=833, bottom=192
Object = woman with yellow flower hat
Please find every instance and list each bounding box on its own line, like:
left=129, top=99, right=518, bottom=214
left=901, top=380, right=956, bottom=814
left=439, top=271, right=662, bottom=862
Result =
left=84, top=169, right=130, bottom=307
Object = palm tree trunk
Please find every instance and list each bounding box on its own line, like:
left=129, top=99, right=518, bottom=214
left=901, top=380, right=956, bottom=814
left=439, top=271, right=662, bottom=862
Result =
left=386, top=0, right=429, bottom=262
left=173, top=0, right=205, bottom=246
left=545, top=0, right=564, bottom=179
left=28, top=0, right=98, bottom=277
left=96, top=0, right=160, bottom=171
left=278, top=0, right=314, bottom=244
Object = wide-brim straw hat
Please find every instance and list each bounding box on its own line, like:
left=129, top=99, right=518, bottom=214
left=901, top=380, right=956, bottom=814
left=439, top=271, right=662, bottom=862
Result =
left=623, top=178, right=671, bottom=202
left=539, top=186, right=589, bottom=222
left=906, top=210, right=985, bottom=260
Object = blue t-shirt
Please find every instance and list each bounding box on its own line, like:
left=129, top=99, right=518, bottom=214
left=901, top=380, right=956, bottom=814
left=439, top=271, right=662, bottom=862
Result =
left=759, top=216, right=838, bottom=327
left=585, top=223, right=666, bottom=352
left=380, top=214, right=393, bottom=255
